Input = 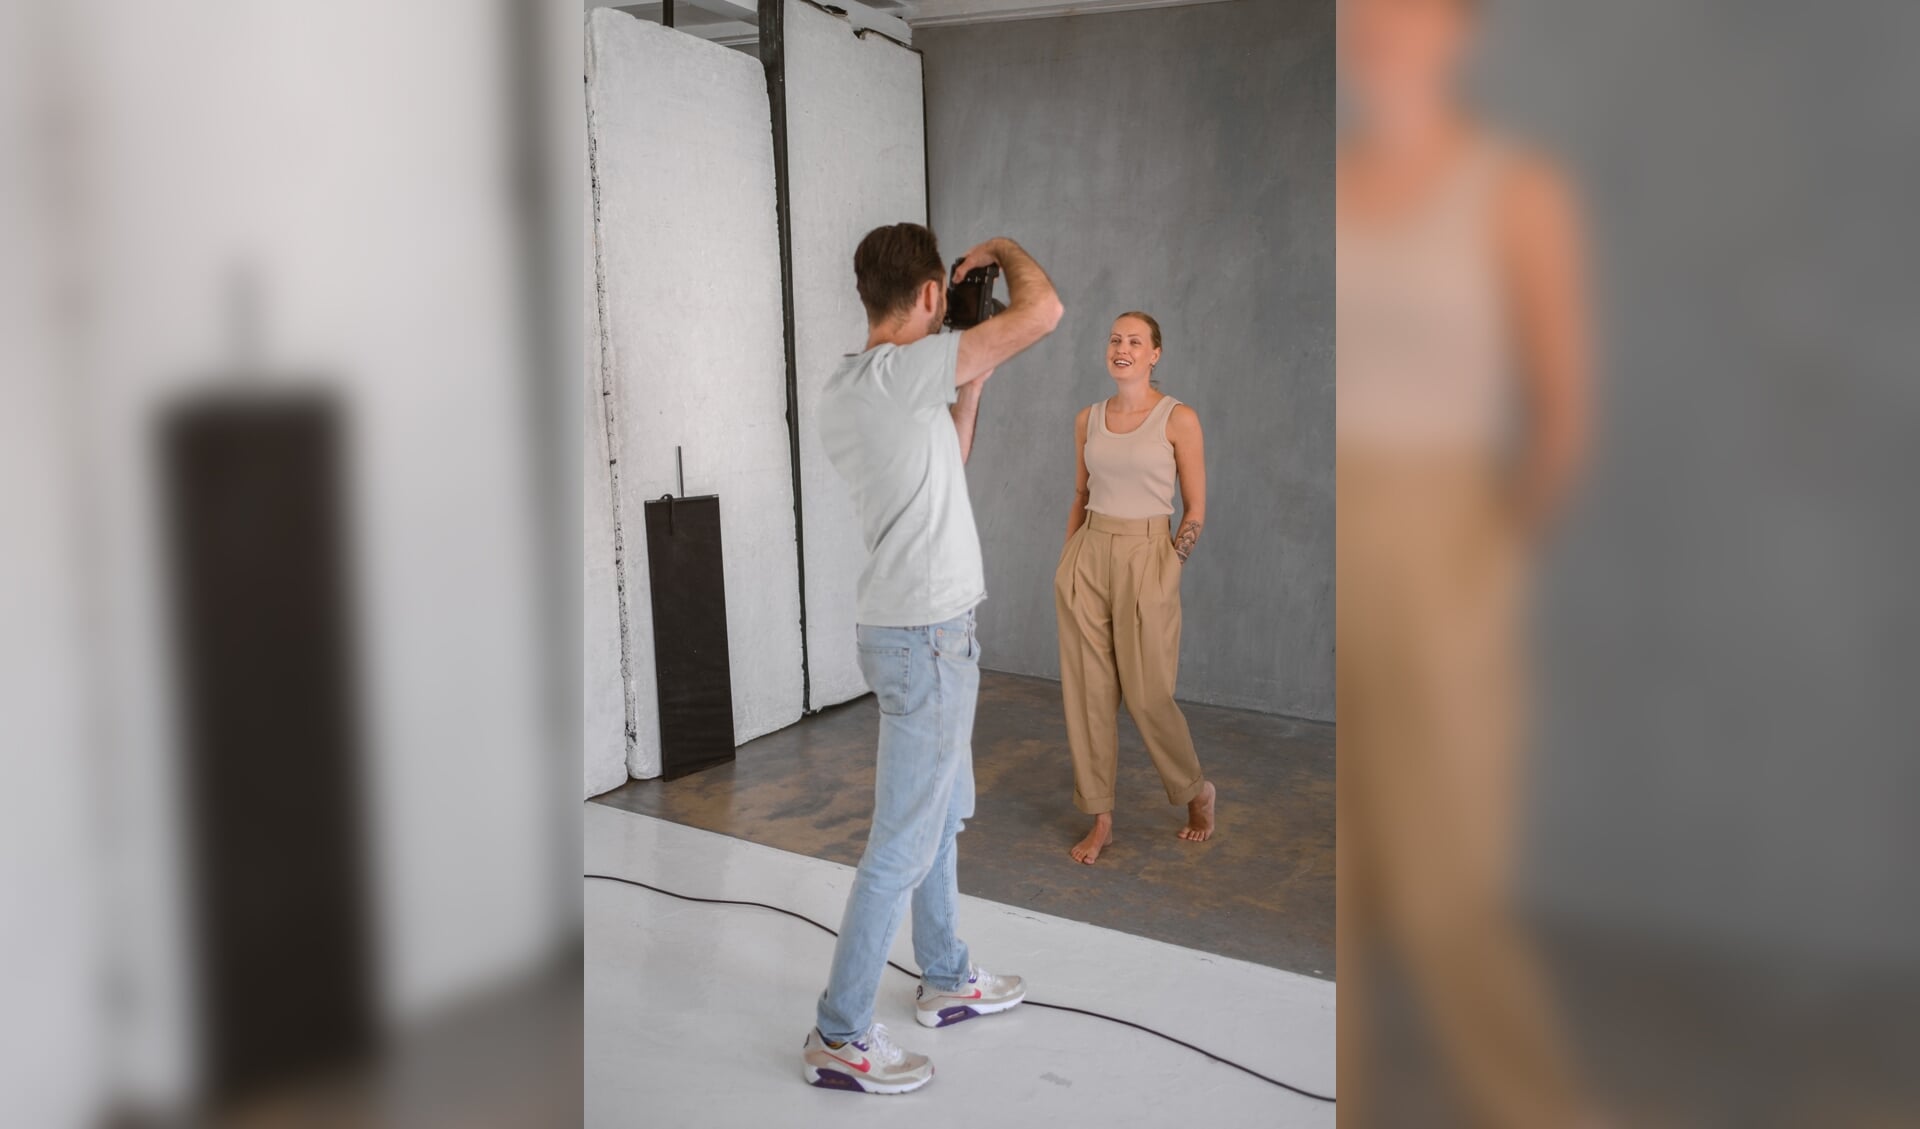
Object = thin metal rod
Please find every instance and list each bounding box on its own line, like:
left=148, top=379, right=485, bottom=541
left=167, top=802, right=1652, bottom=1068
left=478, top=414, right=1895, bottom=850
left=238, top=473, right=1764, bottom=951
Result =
left=676, top=445, right=684, bottom=497
left=761, top=0, right=813, bottom=713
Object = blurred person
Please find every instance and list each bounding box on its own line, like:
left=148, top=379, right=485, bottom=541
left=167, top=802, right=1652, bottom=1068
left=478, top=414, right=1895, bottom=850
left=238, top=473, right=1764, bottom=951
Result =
left=1337, top=0, right=1597, bottom=1125
left=802, top=224, right=1064, bottom=1094
left=1055, top=311, right=1217, bottom=864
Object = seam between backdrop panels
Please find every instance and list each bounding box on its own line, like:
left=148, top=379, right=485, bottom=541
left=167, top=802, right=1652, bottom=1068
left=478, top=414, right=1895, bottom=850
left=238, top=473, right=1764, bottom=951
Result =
left=585, top=26, right=641, bottom=768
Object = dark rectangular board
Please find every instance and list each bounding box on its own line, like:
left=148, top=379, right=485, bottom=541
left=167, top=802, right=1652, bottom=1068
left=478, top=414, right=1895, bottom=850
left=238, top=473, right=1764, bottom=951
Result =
left=643, top=494, right=738, bottom=779
left=158, top=389, right=377, bottom=1101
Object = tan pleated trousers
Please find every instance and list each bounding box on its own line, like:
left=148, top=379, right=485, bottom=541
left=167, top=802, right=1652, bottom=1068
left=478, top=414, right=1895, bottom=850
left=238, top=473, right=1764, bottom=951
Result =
left=1054, top=512, right=1206, bottom=815
left=1338, top=452, right=1586, bottom=1129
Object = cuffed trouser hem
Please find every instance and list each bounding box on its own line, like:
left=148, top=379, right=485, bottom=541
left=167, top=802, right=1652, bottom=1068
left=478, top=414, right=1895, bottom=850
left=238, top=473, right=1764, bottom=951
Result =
left=1167, top=775, right=1207, bottom=807
left=1073, top=793, right=1116, bottom=816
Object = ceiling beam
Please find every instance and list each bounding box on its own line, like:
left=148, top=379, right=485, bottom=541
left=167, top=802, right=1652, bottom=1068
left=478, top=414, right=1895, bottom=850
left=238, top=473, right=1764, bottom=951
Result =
left=685, top=0, right=759, bottom=18
left=583, top=0, right=757, bottom=19
left=905, top=0, right=1236, bottom=29
left=583, top=4, right=759, bottom=47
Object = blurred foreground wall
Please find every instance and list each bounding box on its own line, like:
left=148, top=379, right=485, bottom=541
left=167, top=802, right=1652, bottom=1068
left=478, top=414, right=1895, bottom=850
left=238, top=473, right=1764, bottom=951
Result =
left=5, top=0, right=582, bottom=1121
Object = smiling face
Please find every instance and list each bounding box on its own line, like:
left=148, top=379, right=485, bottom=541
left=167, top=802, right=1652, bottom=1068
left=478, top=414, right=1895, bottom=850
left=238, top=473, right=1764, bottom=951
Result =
left=1107, top=315, right=1162, bottom=383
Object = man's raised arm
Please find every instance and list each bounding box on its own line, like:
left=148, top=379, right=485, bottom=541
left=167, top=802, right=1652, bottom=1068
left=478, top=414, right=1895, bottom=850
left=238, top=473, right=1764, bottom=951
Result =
left=953, top=237, right=1064, bottom=386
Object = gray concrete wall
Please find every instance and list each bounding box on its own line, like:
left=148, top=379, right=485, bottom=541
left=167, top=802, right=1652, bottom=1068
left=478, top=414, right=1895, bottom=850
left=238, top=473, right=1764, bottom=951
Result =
left=919, top=0, right=1334, bottom=720
left=54, top=0, right=571, bottom=1098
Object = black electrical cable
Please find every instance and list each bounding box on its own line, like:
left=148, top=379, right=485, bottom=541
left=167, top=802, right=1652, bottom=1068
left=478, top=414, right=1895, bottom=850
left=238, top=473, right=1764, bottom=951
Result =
left=584, top=872, right=1336, bottom=1104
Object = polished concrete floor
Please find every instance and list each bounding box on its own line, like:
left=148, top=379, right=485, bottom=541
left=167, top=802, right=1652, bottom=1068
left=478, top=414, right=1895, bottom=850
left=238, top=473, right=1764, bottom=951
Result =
left=584, top=804, right=1336, bottom=1128
left=593, top=669, right=1334, bottom=977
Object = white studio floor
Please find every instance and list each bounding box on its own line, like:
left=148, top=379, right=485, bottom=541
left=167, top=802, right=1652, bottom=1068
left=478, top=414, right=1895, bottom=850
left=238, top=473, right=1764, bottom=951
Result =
left=585, top=803, right=1337, bottom=1128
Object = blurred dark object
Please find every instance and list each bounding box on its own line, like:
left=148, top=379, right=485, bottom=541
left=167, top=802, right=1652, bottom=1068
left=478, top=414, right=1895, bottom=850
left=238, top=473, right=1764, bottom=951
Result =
left=99, top=957, right=582, bottom=1129
left=943, top=259, right=1004, bottom=330
left=643, top=494, right=737, bottom=780
left=158, top=390, right=377, bottom=1104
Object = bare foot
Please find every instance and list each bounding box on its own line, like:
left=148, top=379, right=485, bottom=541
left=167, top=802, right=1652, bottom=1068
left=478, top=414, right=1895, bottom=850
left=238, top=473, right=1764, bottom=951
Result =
left=1178, top=781, right=1217, bottom=842
left=1070, top=815, right=1113, bottom=864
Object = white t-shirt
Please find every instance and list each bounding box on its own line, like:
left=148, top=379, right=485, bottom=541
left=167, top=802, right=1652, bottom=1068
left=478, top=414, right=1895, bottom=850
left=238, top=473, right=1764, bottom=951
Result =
left=817, top=331, right=986, bottom=627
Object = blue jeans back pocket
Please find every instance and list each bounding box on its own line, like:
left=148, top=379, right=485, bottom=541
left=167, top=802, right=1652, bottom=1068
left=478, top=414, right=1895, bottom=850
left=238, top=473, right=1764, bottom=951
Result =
left=857, top=644, right=913, bottom=716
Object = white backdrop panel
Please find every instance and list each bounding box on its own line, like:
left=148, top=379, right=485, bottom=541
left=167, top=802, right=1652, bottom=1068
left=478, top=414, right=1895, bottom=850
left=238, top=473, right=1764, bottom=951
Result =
left=586, top=11, right=804, bottom=776
left=785, top=0, right=930, bottom=707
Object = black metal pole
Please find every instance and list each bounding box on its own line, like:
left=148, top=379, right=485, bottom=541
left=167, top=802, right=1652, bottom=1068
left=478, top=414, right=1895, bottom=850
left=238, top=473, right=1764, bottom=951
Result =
left=663, top=0, right=676, bottom=28
left=759, top=0, right=812, bottom=714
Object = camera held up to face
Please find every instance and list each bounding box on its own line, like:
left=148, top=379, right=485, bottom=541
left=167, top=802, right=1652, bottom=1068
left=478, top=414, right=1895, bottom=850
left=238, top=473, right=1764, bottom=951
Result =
left=944, top=259, right=1006, bottom=330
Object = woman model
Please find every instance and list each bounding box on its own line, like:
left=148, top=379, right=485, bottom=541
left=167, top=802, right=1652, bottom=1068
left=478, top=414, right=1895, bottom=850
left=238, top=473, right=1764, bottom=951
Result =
left=1054, top=311, right=1215, bottom=865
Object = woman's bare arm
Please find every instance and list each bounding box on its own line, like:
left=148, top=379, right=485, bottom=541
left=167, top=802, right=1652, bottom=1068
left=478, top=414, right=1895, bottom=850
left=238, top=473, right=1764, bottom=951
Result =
left=1500, top=151, right=1591, bottom=534
left=1168, top=404, right=1206, bottom=562
left=1066, top=405, right=1091, bottom=546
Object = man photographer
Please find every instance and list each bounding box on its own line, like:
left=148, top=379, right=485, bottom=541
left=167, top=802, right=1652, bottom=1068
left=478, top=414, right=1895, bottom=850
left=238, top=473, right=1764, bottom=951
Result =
left=801, top=223, right=1062, bottom=1094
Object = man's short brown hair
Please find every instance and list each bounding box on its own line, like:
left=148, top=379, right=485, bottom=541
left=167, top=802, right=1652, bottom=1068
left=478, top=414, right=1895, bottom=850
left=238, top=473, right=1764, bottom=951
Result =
left=853, top=222, right=945, bottom=323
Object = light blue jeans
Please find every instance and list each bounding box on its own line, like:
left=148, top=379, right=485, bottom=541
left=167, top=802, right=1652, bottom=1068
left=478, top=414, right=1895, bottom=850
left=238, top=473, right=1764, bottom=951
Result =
left=815, top=608, right=981, bottom=1042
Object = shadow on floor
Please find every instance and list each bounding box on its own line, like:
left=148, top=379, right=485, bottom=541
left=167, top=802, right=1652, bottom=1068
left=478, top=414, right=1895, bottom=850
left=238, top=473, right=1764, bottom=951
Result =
left=592, top=669, right=1334, bottom=977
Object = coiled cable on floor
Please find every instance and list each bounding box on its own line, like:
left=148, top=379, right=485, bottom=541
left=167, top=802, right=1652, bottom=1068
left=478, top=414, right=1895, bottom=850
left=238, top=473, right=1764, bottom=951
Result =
left=585, top=871, right=1336, bottom=1103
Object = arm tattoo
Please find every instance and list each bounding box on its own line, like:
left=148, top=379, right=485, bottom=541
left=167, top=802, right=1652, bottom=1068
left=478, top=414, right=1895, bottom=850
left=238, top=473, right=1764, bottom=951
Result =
left=1173, top=519, right=1202, bottom=563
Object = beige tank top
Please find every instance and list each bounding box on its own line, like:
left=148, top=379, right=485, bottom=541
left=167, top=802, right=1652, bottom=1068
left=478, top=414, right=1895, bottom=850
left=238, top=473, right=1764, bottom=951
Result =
left=1085, top=395, right=1180, bottom=519
left=1337, top=136, right=1513, bottom=452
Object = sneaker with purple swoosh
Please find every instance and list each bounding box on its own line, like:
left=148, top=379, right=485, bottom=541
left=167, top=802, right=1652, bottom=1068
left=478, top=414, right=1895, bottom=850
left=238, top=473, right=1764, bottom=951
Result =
left=801, top=1023, right=932, bottom=1095
left=914, top=965, right=1026, bottom=1028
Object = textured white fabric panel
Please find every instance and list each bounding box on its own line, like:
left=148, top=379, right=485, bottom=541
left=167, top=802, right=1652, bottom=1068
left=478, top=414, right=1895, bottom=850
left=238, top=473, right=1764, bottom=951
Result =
left=586, top=11, right=804, bottom=775
left=785, top=0, right=930, bottom=706
left=583, top=106, right=628, bottom=799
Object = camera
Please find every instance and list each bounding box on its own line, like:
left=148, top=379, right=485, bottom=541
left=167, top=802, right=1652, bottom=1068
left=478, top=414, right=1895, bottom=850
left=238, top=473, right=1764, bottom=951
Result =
left=944, top=259, right=1006, bottom=330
